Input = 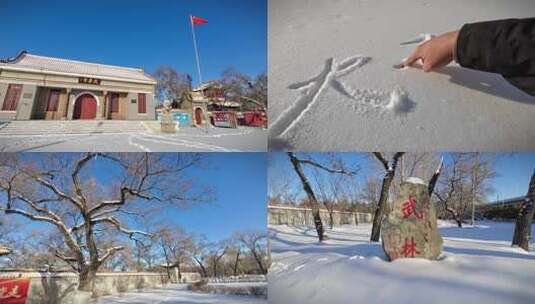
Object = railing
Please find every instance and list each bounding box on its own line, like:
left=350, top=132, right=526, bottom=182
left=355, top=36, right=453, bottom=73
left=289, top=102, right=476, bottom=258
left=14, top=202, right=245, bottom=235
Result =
left=206, top=275, right=267, bottom=284
left=268, top=205, right=373, bottom=226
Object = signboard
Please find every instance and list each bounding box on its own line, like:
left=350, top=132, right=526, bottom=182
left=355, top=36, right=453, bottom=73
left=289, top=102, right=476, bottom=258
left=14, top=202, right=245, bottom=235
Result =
left=212, top=111, right=237, bottom=128
left=78, top=77, right=101, bottom=85
left=242, top=111, right=266, bottom=127
left=157, top=112, right=191, bottom=126
left=0, top=279, right=30, bottom=304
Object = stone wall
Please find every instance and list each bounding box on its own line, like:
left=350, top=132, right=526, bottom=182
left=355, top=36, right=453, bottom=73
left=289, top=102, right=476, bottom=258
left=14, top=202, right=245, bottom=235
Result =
left=268, top=205, right=372, bottom=227
left=0, top=271, right=194, bottom=304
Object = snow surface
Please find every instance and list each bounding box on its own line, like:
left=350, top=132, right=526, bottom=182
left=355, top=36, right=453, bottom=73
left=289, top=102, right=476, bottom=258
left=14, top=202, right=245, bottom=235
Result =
left=268, top=0, right=535, bottom=151
left=0, top=128, right=267, bottom=152
left=94, top=283, right=266, bottom=304
left=268, top=221, right=535, bottom=304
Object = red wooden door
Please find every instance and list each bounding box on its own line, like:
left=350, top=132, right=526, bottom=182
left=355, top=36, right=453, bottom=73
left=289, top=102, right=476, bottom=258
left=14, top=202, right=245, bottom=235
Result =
left=195, top=108, right=203, bottom=125
left=73, top=94, right=97, bottom=119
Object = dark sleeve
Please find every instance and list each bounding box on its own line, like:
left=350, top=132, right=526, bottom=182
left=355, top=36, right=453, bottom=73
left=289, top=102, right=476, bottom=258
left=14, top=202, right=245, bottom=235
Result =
left=456, top=18, right=535, bottom=78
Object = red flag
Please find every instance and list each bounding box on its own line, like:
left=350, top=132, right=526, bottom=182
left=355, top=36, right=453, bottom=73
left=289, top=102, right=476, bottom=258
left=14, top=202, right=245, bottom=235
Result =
left=191, top=15, right=208, bottom=26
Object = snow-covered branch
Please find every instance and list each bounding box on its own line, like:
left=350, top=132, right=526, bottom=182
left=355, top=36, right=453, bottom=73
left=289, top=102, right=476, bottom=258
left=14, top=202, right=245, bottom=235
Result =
left=98, top=246, right=125, bottom=264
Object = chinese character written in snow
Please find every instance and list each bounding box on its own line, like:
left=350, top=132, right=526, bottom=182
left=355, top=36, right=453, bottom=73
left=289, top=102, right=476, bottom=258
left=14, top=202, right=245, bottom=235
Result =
left=0, top=285, right=21, bottom=299
left=270, top=55, right=371, bottom=138
left=401, top=237, right=420, bottom=258
left=401, top=195, right=423, bottom=219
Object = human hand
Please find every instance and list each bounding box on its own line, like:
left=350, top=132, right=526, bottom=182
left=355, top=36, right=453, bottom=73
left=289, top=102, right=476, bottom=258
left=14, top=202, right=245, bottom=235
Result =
left=404, top=30, right=459, bottom=72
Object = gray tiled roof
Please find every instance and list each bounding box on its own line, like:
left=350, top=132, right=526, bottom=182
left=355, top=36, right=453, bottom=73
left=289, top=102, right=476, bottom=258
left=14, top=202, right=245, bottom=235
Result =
left=0, top=51, right=156, bottom=84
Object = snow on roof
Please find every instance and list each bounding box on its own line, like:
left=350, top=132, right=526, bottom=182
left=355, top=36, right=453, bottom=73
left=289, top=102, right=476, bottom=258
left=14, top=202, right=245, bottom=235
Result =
left=211, top=100, right=241, bottom=107
left=193, top=81, right=222, bottom=91
left=0, top=50, right=156, bottom=84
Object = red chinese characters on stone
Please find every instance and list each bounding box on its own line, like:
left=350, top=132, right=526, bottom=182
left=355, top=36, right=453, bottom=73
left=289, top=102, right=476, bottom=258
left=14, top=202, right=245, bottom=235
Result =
left=401, top=237, right=420, bottom=258
left=401, top=195, right=423, bottom=219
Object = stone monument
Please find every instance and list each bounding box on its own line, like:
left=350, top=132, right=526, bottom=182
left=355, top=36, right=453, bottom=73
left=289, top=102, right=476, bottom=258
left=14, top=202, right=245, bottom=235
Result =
left=160, top=100, right=177, bottom=133
left=382, top=177, right=443, bottom=261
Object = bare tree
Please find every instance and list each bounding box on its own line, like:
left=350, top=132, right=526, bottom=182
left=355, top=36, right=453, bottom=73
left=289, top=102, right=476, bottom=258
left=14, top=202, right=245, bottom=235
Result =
left=0, top=153, right=211, bottom=293
left=209, top=242, right=228, bottom=278
left=434, top=153, right=495, bottom=227
left=219, top=67, right=252, bottom=102
left=236, top=231, right=269, bottom=275
left=245, top=72, right=267, bottom=108
left=154, top=66, right=192, bottom=108
left=287, top=152, right=357, bottom=242
left=512, top=169, right=535, bottom=251
left=156, top=228, right=175, bottom=280
left=370, top=152, right=404, bottom=242
left=225, top=236, right=246, bottom=276
left=360, top=176, right=380, bottom=216
left=155, top=226, right=193, bottom=280
left=191, top=237, right=210, bottom=277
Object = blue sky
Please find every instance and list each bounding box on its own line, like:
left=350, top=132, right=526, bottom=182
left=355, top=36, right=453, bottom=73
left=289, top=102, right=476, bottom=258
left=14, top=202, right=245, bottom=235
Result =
left=268, top=152, right=535, bottom=202
left=7, top=153, right=266, bottom=243
left=168, top=152, right=267, bottom=241
left=0, top=0, right=266, bottom=86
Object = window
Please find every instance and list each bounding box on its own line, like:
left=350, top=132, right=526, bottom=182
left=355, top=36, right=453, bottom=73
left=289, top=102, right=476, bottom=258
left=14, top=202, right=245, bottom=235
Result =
left=110, top=93, right=119, bottom=113
left=137, top=93, right=146, bottom=113
left=2, top=84, right=23, bottom=111
left=46, top=89, right=61, bottom=112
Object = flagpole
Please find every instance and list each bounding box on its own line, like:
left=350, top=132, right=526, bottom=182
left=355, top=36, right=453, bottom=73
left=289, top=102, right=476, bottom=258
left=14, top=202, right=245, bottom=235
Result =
left=190, top=14, right=203, bottom=86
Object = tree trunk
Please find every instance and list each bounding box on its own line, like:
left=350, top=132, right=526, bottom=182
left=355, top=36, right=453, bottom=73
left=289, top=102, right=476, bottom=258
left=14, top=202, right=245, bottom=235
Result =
left=162, top=246, right=171, bottom=281
left=370, top=170, right=395, bottom=241
left=512, top=170, right=535, bottom=251
left=329, top=210, right=334, bottom=230
left=78, top=266, right=97, bottom=292
left=444, top=205, right=463, bottom=228
left=233, top=249, right=241, bottom=276
left=288, top=152, right=325, bottom=242
left=370, top=152, right=403, bottom=242
left=251, top=250, right=267, bottom=274
left=195, top=258, right=208, bottom=277
left=212, top=257, right=218, bottom=278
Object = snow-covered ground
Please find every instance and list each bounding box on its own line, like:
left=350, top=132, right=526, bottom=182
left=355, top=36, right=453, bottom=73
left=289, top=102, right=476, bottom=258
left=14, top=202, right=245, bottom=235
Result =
left=268, top=0, right=535, bottom=151
left=269, top=221, right=535, bottom=304
left=94, top=283, right=267, bottom=304
left=0, top=128, right=267, bottom=152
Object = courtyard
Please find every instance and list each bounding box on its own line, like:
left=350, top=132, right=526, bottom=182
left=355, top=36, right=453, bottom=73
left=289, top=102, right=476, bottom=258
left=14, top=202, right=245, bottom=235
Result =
left=94, top=284, right=266, bottom=304
left=0, top=121, right=267, bottom=151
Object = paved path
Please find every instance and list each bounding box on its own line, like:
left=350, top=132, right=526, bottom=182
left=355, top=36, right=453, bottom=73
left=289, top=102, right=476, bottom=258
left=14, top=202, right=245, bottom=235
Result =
left=0, top=128, right=267, bottom=152
left=94, top=284, right=266, bottom=304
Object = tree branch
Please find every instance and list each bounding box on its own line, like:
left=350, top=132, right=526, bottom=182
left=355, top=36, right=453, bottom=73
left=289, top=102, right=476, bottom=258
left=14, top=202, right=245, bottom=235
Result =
left=428, top=157, right=443, bottom=196
left=296, top=158, right=358, bottom=176
left=373, top=152, right=389, bottom=171
left=98, top=246, right=125, bottom=264
left=92, top=217, right=152, bottom=239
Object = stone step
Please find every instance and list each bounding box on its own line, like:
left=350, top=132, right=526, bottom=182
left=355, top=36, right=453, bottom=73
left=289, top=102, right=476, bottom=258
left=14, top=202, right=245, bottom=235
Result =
left=0, top=120, right=149, bottom=135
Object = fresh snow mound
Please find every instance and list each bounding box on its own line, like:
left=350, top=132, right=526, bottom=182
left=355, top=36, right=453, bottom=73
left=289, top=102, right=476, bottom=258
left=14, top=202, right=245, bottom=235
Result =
left=386, top=86, right=415, bottom=114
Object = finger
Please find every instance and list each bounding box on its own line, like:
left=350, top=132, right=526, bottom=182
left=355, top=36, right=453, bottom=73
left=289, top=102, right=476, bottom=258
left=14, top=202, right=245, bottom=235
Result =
left=403, top=48, right=422, bottom=67
left=422, top=59, right=433, bottom=72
